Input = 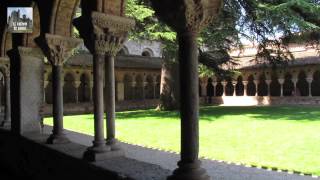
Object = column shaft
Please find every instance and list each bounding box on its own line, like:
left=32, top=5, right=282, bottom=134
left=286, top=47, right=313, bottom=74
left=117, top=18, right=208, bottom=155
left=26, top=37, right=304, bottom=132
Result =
left=105, top=55, right=118, bottom=149
left=47, top=65, right=69, bottom=144
left=178, top=32, right=199, bottom=163
left=93, top=53, right=107, bottom=149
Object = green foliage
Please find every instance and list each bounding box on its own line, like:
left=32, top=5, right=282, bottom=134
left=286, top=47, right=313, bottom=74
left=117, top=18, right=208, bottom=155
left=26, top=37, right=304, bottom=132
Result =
left=125, top=0, right=320, bottom=76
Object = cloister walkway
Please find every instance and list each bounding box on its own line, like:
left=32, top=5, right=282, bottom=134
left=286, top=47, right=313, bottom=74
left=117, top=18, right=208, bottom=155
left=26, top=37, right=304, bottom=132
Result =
left=43, top=126, right=317, bottom=180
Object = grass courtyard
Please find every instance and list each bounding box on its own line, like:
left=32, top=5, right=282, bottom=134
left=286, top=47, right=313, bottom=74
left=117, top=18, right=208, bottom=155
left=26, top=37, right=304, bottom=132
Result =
left=44, top=106, right=320, bottom=175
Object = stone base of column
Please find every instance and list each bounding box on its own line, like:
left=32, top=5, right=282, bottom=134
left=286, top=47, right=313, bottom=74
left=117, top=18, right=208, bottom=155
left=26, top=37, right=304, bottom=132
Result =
left=167, top=160, right=210, bottom=180
left=83, top=141, right=124, bottom=161
left=106, top=138, right=122, bottom=151
left=46, top=133, right=70, bottom=144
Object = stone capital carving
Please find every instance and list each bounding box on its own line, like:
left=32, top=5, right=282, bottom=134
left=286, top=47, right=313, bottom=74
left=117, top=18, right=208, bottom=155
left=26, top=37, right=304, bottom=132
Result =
left=150, top=0, right=222, bottom=33
left=18, top=47, right=44, bottom=59
left=73, top=81, right=81, bottom=88
left=265, top=80, right=272, bottom=85
left=44, top=80, right=49, bottom=88
left=278, top=78, right=285, bottom=84
left=0, top=57, right=9, bottom=62
left=92, top=12, right=135, bottom=56
left=243, top=81, right=248, bottom=86
left=306, top=77, right=313, bottom=83
left=45, top=34, right=82, bottom=66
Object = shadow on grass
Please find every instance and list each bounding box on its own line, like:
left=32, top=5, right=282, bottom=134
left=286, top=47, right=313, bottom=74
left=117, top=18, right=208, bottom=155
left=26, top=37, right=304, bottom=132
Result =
left=77, top=106, right=320, bottom=122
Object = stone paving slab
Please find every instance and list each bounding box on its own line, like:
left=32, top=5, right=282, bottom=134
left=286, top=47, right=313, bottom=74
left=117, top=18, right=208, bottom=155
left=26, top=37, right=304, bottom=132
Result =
left=43, top=126, right=318, bottom=180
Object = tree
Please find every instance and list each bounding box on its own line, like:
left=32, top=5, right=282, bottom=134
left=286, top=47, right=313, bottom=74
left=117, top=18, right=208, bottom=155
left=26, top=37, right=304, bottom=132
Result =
left=126, top=0, right=320, bottom=110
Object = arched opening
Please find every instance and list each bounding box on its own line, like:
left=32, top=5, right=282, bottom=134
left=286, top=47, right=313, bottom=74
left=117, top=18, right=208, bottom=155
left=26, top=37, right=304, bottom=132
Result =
left=270, top=74, right=281, bottom=96
left=155, top=75, right=160, bottom=99
left=145, top=75, right=154, bottom=99
left=236, top=76, right=244, bottom=96
left=45, top=73, right=53, bottom=104
left=63, top=73, right=76, bottom=103
left=283, top=73, right=294, bottom=96
left=215, top=78, right=223, bottom=96
left=141, top=48, right=154, bottom=57
left=311, top=71, right=320, bottom=96
left=124, top=74, right=133, bottom=100
left=297, top=71, right=309, bottom=96
left=135, top=75, right=144, bottom=99
left=78, top=73, right=90, bottom=102
left=225, top=77, right=234, bottom=96
left=206, top=78, right=214, bottom=97
left=258, top=74, right=268, bottom=96
left=247, top=75, right=256, bottom=96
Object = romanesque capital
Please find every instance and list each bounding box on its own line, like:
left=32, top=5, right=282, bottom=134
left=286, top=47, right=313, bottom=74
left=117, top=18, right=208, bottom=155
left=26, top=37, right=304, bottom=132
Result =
left=45, top=34, right=82, bottom=66
left=91, top=12, right=135, bottom=56
left=150, top=0, right=222, bottom=33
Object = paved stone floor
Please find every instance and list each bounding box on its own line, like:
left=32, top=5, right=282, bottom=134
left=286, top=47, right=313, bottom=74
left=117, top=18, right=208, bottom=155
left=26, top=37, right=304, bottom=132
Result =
left=44, top=126, right=318, bottom=180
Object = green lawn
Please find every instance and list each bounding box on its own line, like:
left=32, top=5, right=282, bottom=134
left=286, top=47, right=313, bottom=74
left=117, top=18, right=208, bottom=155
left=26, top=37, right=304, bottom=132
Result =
left=44, top=106, right=320, bottom=175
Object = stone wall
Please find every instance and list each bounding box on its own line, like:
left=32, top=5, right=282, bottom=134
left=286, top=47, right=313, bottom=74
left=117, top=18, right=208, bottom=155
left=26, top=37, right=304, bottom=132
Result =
left=0, top=129, right=170, bottom=180
left=42, top=99, right=160, bottom=116
left=200, top=96, right=320, bottom=106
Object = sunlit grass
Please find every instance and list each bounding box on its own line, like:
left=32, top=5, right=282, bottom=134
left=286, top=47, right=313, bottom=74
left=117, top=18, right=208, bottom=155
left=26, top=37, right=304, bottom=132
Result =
left=44, top=106, right=320, bottom=175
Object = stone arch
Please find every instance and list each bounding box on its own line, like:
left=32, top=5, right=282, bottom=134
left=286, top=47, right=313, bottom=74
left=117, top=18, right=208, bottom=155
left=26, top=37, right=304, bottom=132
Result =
left=206, top=78, right=214, bottom=97
left=123, top=74, right=133, bottom=100
left=50, top=0, right=80, bottom=37
left=225, top=77, right=234, bottom=96
left=270, top=74, right=281, bottom=96
left=145, top=75, right=154, bottom=99
left=45, top=73, right=53, bottom=104
left=134, top=74, right=144, bottom=99
left=78, top=73, right=90, bottom=102
left=258, top=74, right=268, bottom=96
left=235, top=76, right=244, bottom=96
left=141, top=48, right=154, bottom=57
left=297, top=71, right=309, bottom=96
left=247, top=75, right=256, bottom=96
left=118, top=45, right=129, bottom=55
left=63, top=73, right=76, bottom=103
left=283, top=73, right=294, bottom=96
left=311, top=71, right=320, bottom=96
left=215, top=78, right=223, bottom=96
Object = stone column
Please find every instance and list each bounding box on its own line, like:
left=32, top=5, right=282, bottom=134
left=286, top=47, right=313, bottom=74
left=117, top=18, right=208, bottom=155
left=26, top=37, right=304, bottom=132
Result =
left=73, top=81, right=81, bottom=103
left=89, top=81, right=94, bottom=102
left=266, top=80, right=271, bottom=96
left=153, top=82, right=157, bottom=99
left=278, top=78, right=284, bottom=97
left=292, top=78, right=298, bottom=96
left=150, top=1, right=221, bottom=179
left=44, top=80, right=49, bottom=103
left=243, top=81, right=248, bottom=96
left=117, top=82, right=125, bottom=101
left=307, top=77, right=313, bottom=97
left=254, top=80, right=258, bottom=96
left=222, top=80, right=227, bottom=96
left=88, top=12, right=134, bottom=152
left=1, top=71, right=11, bottom=127
left=44, top=34, right=81, bottom=144
left=213, top=82, right=217, bottom=97
left=232, top=81, right=237, bottom=96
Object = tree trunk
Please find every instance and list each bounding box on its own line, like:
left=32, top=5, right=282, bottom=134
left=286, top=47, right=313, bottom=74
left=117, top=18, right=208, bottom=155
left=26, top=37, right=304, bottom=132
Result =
left=158, top=58, right=180, bottom=110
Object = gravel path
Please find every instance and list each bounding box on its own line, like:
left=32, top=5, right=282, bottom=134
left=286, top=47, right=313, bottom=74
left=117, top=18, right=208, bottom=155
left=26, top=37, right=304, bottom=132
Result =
left=44, top=126, right=318, bottom=180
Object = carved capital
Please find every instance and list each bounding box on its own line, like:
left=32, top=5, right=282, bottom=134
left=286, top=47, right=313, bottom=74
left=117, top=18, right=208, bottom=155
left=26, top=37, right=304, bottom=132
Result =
left=151, top=0, right=222, bottom=33
left=92, top=12, right=135, bottom=56
left=73, top=81, right=81, bottom=88
left=45, top=34, right=82, bottom=66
